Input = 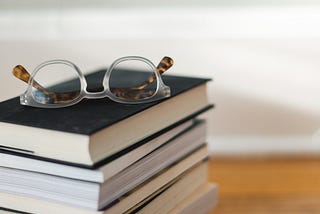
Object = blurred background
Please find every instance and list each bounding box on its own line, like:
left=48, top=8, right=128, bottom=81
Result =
left=1, top=1, right=320, bottom=213
left=1, top=0, right=320, bottom=155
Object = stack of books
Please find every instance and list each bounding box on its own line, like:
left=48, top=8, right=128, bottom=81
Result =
left=0, top=69, right=217, bottom=213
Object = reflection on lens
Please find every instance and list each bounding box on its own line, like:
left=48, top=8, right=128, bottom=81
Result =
left=109, top=59, right=157, bottom=101
left=31, top=63, right=81, bottom=104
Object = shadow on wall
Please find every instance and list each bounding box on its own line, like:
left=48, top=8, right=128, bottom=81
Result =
left=209, top=87, right=320, bottom=136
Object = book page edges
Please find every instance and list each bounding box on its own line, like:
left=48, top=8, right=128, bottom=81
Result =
left=130, top=159, right=207, bottom=214
left=104, top=145, right=208, bottom=213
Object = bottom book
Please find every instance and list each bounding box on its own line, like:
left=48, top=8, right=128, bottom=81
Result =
left=128, top=168, right=218, bottom=214
left=169, top=183, right=218, bottom=214
left=0, top=182, right=217, bottom=214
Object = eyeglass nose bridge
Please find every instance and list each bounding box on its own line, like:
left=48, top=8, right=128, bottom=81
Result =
left=84, top=90, right=108, bottom=99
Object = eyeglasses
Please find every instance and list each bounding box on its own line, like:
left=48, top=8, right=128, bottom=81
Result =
left=13, top=56, right=173, bottom=108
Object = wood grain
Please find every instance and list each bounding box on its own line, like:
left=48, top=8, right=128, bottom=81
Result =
left=208, top=155, right=320, bottom=214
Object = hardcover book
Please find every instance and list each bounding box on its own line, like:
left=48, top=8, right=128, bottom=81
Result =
left=0, top=120, right=194, bottom=182
left=0, top=70, right=212, bottom=165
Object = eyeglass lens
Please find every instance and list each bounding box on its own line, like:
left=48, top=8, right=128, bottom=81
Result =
left=108, top=59, right=158, bottom=101
left=31, top=63, right=81, bottom=104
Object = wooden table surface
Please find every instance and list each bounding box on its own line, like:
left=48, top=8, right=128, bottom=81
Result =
left=208, top=155, right=320, bottom=214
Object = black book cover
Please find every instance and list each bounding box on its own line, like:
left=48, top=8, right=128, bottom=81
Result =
left=0, top=70, right=212, bottom=135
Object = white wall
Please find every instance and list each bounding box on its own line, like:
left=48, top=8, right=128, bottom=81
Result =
left=1, top=2, right=320, bottom=154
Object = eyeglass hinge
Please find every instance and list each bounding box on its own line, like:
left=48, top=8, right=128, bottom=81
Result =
left=20, top=94, right=28, bottom=105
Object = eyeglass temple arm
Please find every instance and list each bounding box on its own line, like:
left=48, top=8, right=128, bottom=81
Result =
left=132, top=56, right=174, bottom=90
left=12, top=65, right=52, bottom=95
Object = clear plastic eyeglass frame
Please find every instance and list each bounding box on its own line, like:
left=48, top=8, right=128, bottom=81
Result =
left=12, top=56, right=173, bottom=108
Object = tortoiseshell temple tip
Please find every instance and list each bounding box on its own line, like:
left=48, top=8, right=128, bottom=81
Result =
left=157, top=56, right=174, bottom=74
left=12, top=65, right=31, bottom=84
